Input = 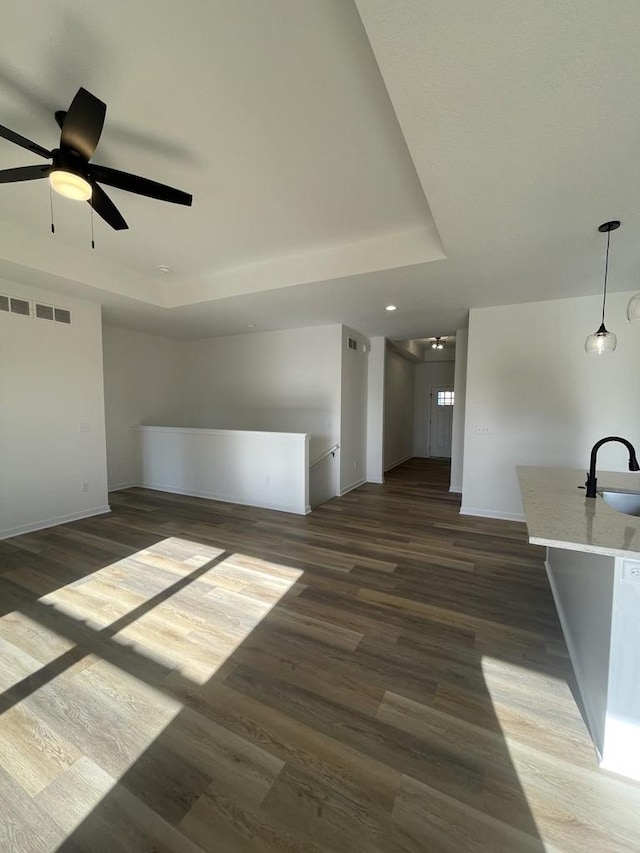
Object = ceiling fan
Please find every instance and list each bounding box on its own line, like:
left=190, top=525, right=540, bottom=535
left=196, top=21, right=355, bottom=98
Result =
left=425, top=335, right=455, bottom=350
left=0, top=87, right=192, bottom=231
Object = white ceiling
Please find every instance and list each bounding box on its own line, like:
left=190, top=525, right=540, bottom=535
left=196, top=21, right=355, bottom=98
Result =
left=1, top=1, right=640, bottom=340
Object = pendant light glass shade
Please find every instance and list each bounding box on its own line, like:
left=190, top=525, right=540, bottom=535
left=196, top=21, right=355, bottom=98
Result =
left=585, top=323, right=617, bottom=354
left=627, top=293, right=640, bottom=322
left=585, top=221, right=620, bottom=355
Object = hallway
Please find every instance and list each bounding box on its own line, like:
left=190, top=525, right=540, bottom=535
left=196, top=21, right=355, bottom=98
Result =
left=0, top=459, right=639, bottom=851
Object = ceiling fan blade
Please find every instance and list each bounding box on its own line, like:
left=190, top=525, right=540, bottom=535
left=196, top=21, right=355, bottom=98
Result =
left=0, top=124, right=51, bottom=159
left=61, top=87, right=106, bottom=160
left=89, top=182, right=128, bottom=230
left=90, top=163, right=192, bottom=206
left=54, top=110, right=66, bottom=131
left=0, top=164, right=51, bottom=184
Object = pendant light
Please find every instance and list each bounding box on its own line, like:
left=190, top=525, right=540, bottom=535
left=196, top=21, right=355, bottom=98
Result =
left=585, top=220, right=619, bottom=355
left=627, top=293, right=640, bottom=322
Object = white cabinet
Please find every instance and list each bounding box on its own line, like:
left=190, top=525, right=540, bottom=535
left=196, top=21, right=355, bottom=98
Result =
left=547, top=548, right=640, bottom=780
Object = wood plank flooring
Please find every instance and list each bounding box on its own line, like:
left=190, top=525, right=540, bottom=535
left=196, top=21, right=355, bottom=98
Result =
left=1, top=458, right=640, bottom=851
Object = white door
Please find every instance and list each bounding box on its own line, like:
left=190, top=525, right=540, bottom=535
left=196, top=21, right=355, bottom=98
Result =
left=429, top=386, right=454, bottom=458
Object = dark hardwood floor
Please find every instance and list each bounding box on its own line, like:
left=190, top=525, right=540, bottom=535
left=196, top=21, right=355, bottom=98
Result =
left=1, top=459, right=639, bottom=852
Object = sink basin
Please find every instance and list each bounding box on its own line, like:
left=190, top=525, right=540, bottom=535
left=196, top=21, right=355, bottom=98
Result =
left=600, top=490, right=640, bottom=517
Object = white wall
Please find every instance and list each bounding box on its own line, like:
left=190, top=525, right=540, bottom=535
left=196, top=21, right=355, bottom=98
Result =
left=0, top=281, right=109, bottom=538
left=461, top=292, right=640, bottom=519
left=102, top=323, right=352, bottom=506
left=102, top=326, right=185, bottom=489
left=138, top=426, right=309, bottom=514
left=450, top=327, right=468, bottom=493
left=183, top=325, right=342, bottom=500
left=384, top=344, right=415, bottom=470
left=413, top=359, right=455, bottom=457
left=340, top=326, right=369, bottom=494
left=366, top=337, right=386, bottom=483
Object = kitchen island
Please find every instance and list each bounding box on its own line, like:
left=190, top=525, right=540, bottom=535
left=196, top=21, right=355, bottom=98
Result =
left=518, top=466, right=640, bottom=782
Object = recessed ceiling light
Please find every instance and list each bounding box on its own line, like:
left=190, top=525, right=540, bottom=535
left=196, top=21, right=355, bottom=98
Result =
left=247, top=323, right=257, bottom=328
left=157, top=265, right=171, bottom=274
left=385, top=304, right=397, bottom=311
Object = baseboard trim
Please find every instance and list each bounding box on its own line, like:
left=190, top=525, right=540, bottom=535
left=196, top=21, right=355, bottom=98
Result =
left=339, top=478, right=366, bottom=497
left=384, top=455, right=413, bottom=472
left=107, top=481, right=140, bottom=492
left=366, top=477, right=385, bottom=485
left=0, top=505, right=112, bottom=540
left=449, top=487, right=462, bottom=494
left=599, top=719, right=640, bottom=782
left=459, top=505, right=525, bottom=522
left=140, top=482, right=307, bottom=516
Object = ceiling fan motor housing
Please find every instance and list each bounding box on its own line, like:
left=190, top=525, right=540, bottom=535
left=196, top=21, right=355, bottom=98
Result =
left=51, top=148, right=89, bottom=179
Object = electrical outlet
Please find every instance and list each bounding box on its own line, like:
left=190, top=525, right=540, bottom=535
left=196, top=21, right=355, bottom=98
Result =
left=80, top=422, right=91, bottom=433
left=475, top=426, right=490, bottom=435
left=622, top=562, right=640, bottom=583
left=81, top=481, right=90, bottom=493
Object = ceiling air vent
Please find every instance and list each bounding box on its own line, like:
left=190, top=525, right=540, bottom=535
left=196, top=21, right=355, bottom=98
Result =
left=10, top=297, right=30, bottom=316
left=35, top=303, right=55, bottom=320
left=0, top=295, right=8, bottom=312
left=348, top=337, right=357, bottom=350
left=54, top=307, right=71, bottom=324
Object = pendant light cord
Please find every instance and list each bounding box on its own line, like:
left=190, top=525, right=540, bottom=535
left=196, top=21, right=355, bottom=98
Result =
left=49, top=184, right=55, bottom=235
left=602, top=227, right=611, bottom=325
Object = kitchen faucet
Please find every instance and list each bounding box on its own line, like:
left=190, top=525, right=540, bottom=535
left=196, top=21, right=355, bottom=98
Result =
left=585, top=436, right=640, bottom=498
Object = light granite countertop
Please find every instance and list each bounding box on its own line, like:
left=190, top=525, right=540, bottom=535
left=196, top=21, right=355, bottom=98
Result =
left=517, top=466, right=640, bottom=559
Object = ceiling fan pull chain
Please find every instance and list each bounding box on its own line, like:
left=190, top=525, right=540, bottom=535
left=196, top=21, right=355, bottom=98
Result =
left=90, top=203, right=95, bottom=250
left=49, top=183, right=55, bottom=235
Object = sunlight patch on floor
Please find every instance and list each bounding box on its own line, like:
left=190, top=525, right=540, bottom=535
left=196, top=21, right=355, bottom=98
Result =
left=36, top=537, right=227, bottom=630
left=480, top=653, right=590, bottom=758
left=0, top=537, right=303, bottom=848
left=0, top=613, right=73, bottom=692
left=477, top=654, right=640, bottom=852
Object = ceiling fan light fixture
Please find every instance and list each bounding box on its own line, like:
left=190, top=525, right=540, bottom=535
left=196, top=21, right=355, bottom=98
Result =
left=49, top=169, right=92, bottom=201
left=585, top=220, right=620, bottom=355
left=431, top=336, right=444, bottom=350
